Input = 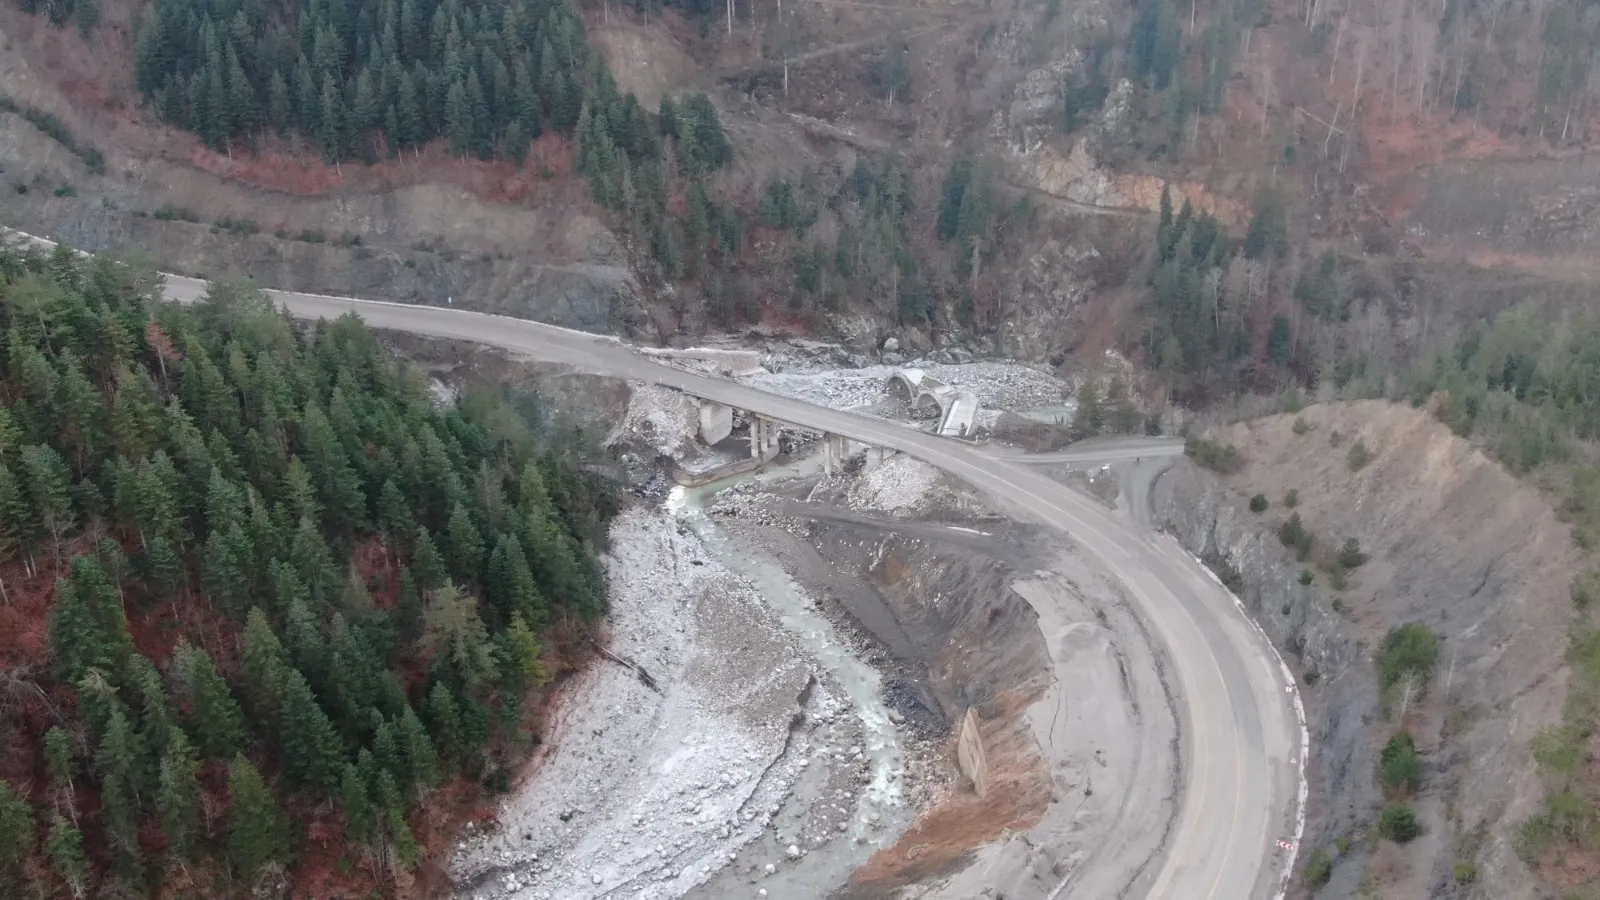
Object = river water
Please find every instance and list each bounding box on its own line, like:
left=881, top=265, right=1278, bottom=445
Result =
left=666, top=465, right=910, bottom=897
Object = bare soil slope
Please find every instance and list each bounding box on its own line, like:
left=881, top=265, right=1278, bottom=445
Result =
left=1158, top=400, right=1583, bottom=898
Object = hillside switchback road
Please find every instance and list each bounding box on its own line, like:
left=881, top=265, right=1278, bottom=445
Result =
left=7, top=231, right=1305, bottom=900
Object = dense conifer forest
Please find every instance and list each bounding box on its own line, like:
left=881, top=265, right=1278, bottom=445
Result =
left=131, top=0, right=591, bottom=162
left=0, top=238, right=619, bottom=896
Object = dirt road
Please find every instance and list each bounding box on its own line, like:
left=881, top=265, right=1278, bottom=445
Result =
left=8, top=230, right=1304, bottom=900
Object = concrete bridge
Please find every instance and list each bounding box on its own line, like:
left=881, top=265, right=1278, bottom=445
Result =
left=690, top=367, right=975, bottom=476
left=694, top=399, right=893, bottom=476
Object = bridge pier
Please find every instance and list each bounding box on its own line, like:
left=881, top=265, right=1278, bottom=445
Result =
left=748, top=416, right=780, bottom=460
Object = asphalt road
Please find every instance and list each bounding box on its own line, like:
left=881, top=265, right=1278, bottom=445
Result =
left=193, top=286, right=1302, bottom=900
left=982, top=437, right=1187, bottom=466
left=7, top=228, right=1300, bottom=900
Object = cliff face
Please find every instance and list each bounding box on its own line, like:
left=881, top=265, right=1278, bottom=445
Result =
left=1153, top=402, right=1580, bottom=899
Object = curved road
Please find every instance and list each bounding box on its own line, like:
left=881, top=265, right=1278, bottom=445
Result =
left=10, top=229, right=1301, bottom=900
left=204, top=287, right=1303, bottom=900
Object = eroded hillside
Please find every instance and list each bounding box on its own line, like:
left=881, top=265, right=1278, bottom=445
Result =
left=1158, top=401, right=1589, bottom=897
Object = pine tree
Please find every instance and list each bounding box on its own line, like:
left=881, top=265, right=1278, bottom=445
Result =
left=505, top=612, right=546, bottom=684
left=156, top=728, right=201, bottom=859
left=268, top=70, right=293, bottom=133
left=426, top=681, right=464, bottom=766
left=658, top=95, right=679, bottom=138
left=144, top=534, right=183, bottom=595
left=396, top=568, right=422, bottom=642
left=227, top=47, right=257, bottom=134
left=397, top=705, right=438, bottom=790
left=0, top=779, right=34, bottom=880
left=411, top=528, right=446, bottom=592
left=95, top=707, right=144, bottom=858
left=446, top=77, right=473, bottom=155
left=241, top=607, right=289, bottom=716
left=19, top=444, right=75, bottom=562
left=370, top=717, right=407, bottom=786
left=55, top=353, right=102, bottom=474
left=283, top=595, right=326, bottom=682
left=396, top=69, right=422, bottom=149
left=377, top=479, right=415, bottom=551
left=505, top=118, right=529, bottom=164
left=445, top=502, right=485, bottom=584
left=44, top=725, right=75, bottom=797
left=49, top=577, right=98, bottom=685
left=290, top=515, right=339, bottom=602
left=299, top=404, right=365, bottom=533
left=173, top=640, right=247, bottom=758
left=278, top=667, right=344, bottom=790
left=283, top=456, right=319, bottom=525
left=47, top=814, right=90, bottom=899
left=0, top=464, right=21, bottom=601
left=319, top=73, right=347, bottom=161
left=128, top=652, right=176, bottom=765
left=341, top=762, right=375, bottom=843
left=226, top=755, right=289, bottom=878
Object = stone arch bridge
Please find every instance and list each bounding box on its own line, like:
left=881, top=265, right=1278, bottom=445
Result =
left=885, top=368, right=979, bottom=438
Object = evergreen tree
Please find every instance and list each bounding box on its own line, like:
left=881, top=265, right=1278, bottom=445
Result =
left=505, top=612, right=546, bottom=684
left=396, top=568, right=423, bottom=642
left=299, top=403, right=365, bottom=532
left=0, top=779, right=34, bottom=881
left=241, top=607, right=290, bottom=716
left=375, top=768, right=419, bottom=869
left=128, top=652, right=177, bottom=766
left=341, top=762, right=375, bottom=843
left=156, top=728, right=202, bottom=859
left=0, top=464, right=20, bottom=603
left=46, top=814, right=90, bottom=900
left=227, top=47, right=258, bottom=134
left=278, top=667, right=344, bottom=790
left=173, top=640, right=248, bottom=758
left=268, top=70, right=293, bottom=133
left=226, top=755, right=290, bottom=878
left=95, top=707, right=145, bottom=857
left=426, top=680, right=464, bottom=766
left=203, top=525, right=252, bottom=616
left=290, top=515, right=339, bottom=602
left=411, top=527, right=447, bottom=592
left=48, top=576, right=99, bottom=685
left=19, top=444, right=75, bottom=561
left=398, top=704, right=439, bottom=790
left=377, top=479, right=416, bottom=551
left=505, top=118, right=529, bottom=164
left=144, top=534, right=183, bottom=595
left=44, top=726, right=75, bottom=799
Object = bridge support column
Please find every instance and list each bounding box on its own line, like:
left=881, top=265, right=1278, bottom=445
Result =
left=822, top=433, right=834, bottom=475
left=749, top=417, right=764, bottom=458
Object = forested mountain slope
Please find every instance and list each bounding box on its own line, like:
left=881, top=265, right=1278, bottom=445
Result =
left=0, top=239, right=619, bottom=897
